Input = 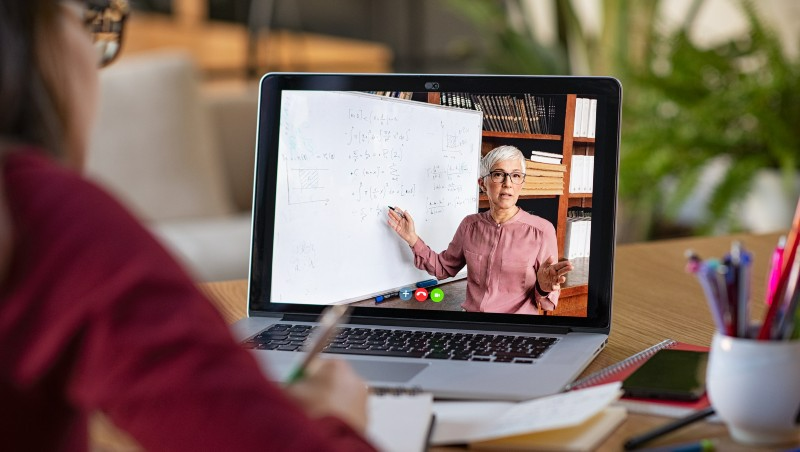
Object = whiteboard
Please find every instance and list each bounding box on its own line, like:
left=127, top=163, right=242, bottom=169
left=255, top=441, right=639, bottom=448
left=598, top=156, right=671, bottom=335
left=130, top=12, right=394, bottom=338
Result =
left=272, top=91, right=483, bottom=304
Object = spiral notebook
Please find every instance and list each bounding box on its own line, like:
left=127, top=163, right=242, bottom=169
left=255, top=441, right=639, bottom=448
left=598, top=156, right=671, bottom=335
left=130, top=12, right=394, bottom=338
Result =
left=566, top=339, right=711, bottom=418
left=367, top=387, right=434, bottom=452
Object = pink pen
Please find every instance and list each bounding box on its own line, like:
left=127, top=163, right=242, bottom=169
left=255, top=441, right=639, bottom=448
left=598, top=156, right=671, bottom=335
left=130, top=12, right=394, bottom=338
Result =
left=766, top=236, right=786, bottom=306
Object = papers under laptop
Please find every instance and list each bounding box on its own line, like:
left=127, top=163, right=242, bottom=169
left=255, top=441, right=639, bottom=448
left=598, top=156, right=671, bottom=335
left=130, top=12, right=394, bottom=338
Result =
left=233, top=74, right=621, bottom=401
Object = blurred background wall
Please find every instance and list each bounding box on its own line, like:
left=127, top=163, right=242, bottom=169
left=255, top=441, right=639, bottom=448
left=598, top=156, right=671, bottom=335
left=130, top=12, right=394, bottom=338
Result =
left=91, top=0, right=800, bottom=280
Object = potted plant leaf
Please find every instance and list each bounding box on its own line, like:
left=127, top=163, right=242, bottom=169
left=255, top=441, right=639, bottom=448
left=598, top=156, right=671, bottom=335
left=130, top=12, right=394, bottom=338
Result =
left=446, top=0, right=800, bottom=239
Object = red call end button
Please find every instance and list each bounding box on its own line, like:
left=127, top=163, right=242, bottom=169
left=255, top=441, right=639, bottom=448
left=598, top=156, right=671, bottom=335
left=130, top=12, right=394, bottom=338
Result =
left=414, top=288, right=428, bottom=302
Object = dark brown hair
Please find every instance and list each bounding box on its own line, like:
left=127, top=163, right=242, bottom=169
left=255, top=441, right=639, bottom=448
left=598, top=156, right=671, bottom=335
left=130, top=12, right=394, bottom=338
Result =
left=0, top=0, right=67, bottom=158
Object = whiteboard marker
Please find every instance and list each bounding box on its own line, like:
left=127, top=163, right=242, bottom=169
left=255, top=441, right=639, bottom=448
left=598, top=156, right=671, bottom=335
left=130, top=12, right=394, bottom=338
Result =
left=388, top=205, right=406, bottom=219
left=415, top=279, right=438, bottom=288
left=375, top=291, right=400, bottom=303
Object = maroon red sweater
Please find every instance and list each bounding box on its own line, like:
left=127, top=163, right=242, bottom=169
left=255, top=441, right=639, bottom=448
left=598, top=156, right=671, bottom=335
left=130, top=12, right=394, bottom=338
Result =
left=0, top=150, right=375, bottom=451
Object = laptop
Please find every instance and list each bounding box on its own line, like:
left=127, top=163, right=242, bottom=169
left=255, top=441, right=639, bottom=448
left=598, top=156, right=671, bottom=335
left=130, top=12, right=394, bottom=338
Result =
left=233, top=74, right=621, bottom=401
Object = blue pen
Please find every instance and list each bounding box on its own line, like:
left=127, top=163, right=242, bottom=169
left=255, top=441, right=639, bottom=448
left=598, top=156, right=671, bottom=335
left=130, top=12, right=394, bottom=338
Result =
left=416, top=279, right=438, bottom=288
left=736, top=246, right=752, bottom=338
left=715, top=263, right=735, bottom=337
left=694, top=262, right=726, bottom=332
left=375, top=291, right=400, bottom=303
left=637, top=439, right=715, bottom=452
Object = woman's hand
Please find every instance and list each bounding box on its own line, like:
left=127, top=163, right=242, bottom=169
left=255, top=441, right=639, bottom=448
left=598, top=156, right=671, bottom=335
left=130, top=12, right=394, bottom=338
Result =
left=284, top=359, right=369, bottom=433
left=387, top=206, right=418, bottom=247
left=536, top=256, right=574, bottom=293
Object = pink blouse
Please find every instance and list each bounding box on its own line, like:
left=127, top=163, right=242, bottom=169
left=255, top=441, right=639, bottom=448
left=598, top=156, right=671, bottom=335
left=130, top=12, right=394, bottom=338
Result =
left=411, top=210, right=560, bottom=314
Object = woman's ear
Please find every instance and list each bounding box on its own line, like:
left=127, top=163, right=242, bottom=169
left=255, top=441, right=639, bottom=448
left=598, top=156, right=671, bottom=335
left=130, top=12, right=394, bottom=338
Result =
left=477, top=178, right=485, bottom=193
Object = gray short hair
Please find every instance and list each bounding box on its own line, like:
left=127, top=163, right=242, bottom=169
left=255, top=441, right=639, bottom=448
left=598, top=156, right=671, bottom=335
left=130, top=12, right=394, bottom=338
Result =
left=480, top=145, right=526, bottom=177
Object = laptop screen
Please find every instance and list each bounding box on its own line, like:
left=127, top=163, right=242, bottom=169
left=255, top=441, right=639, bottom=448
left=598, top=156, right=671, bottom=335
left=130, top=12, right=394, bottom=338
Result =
left=250, top=75, right=620, bottom=330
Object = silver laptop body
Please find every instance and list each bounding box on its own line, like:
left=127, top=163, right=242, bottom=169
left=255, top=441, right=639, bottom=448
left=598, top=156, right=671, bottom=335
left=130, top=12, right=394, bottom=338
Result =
left=233, top=74, right=621, bottom=401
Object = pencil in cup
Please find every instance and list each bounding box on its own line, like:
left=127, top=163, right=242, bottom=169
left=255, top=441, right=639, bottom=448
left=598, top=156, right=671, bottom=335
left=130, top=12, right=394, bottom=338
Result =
left=758, top=195, right=800, bottom=340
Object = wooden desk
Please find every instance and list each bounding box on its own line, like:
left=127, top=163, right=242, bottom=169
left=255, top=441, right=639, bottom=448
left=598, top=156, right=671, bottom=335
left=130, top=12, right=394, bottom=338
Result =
left=91, top=232, right=791, bottom=451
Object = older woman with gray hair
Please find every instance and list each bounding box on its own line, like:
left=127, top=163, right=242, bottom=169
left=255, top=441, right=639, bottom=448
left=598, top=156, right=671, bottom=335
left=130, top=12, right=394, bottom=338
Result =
left=388, top=145, right=573, bottom=314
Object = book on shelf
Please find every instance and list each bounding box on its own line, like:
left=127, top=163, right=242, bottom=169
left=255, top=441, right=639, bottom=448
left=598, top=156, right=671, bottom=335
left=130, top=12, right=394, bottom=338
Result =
left=526, top=160, right=566, bottom=173
left=530, top=155, right=562, bottom=165
left=573, top=96, right=582, bottom=137
left=530, top=150, right=563, bottom=161
left=566, top=339, right=711, bottom=418
left=579, top=98, right=590, bottom=138
left=523, top=179, right=563, bottom=189
left=431, top=382, right=625, bottom=450
left=529, top=169, right=565, bottom=178
left=520, top=188, right=563, bottom=196
left=587, top=99, right=597, bottom=138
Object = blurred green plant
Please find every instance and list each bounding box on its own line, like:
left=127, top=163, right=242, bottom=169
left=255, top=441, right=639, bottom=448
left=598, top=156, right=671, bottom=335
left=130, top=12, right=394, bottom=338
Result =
left=447, top=0, right=800, bottom=238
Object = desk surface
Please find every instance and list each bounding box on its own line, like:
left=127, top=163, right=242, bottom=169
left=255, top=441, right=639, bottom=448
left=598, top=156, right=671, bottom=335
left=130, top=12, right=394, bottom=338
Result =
left=92, top=232, right=790, bottom=451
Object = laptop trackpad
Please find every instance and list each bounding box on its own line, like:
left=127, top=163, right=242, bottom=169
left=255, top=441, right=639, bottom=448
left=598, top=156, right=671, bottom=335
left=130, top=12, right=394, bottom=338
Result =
left=347, top=360, right=428, bottom=383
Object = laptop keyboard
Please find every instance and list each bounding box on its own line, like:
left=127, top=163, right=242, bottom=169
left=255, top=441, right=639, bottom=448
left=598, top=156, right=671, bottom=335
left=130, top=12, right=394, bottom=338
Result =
left=243, top=324, right=558, bottom=364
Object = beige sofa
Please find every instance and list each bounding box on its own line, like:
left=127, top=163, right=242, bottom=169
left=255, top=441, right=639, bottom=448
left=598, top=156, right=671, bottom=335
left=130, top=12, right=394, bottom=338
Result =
left=85, top=51, right=258, bottom=281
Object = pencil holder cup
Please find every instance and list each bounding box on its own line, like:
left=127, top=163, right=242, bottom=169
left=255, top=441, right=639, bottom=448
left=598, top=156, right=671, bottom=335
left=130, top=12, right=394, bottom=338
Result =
left=707, top=332, right=800, bottom=446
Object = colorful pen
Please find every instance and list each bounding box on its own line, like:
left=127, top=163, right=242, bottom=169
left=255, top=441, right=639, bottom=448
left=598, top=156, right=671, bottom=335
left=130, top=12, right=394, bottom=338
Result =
left=731, top=242, right=751, bottom=338
left=684, top=249, right=701, bottom=274
left=766, top=236, right=786, bottom=306
left=636, top=439, right=715, bottom=452
left=623, top=407, right=715, bottom=450
left=375, top=291, right=400, bottom=303
left=695, top=261, right=726, bottom=332
left=761, top=197, right=800, bottom=339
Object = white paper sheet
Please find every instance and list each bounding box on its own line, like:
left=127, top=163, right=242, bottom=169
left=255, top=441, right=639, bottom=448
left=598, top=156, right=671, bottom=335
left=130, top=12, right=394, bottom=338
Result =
left=431, top=382, right=622, bottom=445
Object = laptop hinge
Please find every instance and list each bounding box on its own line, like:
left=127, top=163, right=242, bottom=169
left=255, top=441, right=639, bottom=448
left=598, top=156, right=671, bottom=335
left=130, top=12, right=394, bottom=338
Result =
left=281, top=313, right=571, bottom=334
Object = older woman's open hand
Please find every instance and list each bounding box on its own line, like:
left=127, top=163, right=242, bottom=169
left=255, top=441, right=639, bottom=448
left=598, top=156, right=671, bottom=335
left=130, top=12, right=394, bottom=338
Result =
left=387, top=206, right=418, bottom=247
left=536, top=256, right=574, bottom=293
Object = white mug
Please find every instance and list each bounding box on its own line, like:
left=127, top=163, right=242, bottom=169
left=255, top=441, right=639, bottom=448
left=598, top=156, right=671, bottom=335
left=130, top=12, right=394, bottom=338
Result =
left=707, top=332, right=800, bottom=446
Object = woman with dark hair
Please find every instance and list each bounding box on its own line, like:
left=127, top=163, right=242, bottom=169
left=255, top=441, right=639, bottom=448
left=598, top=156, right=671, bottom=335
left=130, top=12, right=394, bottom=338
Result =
left=0, top=1, right=374, bottom=450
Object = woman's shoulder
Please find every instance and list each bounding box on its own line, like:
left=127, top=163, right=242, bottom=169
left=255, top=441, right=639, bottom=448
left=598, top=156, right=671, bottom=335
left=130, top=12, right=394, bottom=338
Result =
left=4, top=149, right=126, bottom=220
left=461, top=211, right=490, bottom=228
left=4, top=148, right=175, bottom=268
left=515, top=210, right=556, bottom=234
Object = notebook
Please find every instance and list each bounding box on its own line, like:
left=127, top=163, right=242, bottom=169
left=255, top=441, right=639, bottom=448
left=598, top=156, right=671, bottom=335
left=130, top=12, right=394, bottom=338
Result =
left=431, top=382, right=625, bottom=449
left=367, top=388, right=434, bottom=452
left=232, top=74, right=622, bottom=401
left=567, top=339, right=711, bottom=417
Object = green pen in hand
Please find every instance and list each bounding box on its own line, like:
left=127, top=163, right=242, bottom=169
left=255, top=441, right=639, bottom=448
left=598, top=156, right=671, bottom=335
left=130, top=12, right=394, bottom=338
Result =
left=286, top=304, right=351, bottom=384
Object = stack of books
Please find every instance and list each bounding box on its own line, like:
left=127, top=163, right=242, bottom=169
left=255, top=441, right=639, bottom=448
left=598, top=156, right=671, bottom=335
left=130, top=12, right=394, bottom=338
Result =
left=523, top=151, right=565, bottom=196
left=564, top=207, right=591, bottom=260
left=569, top=147, right=594, bottom=194
left=573, top=97, right=597, bottom=138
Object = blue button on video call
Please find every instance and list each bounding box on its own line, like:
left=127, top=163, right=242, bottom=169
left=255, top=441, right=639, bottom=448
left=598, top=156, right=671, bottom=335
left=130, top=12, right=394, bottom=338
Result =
left=399, top=288, right=414, bottom=301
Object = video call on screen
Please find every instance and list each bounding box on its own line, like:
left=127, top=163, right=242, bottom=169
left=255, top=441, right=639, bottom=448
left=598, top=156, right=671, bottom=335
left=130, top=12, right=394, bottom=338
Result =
left=270, top=90, right=595, bottom=317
